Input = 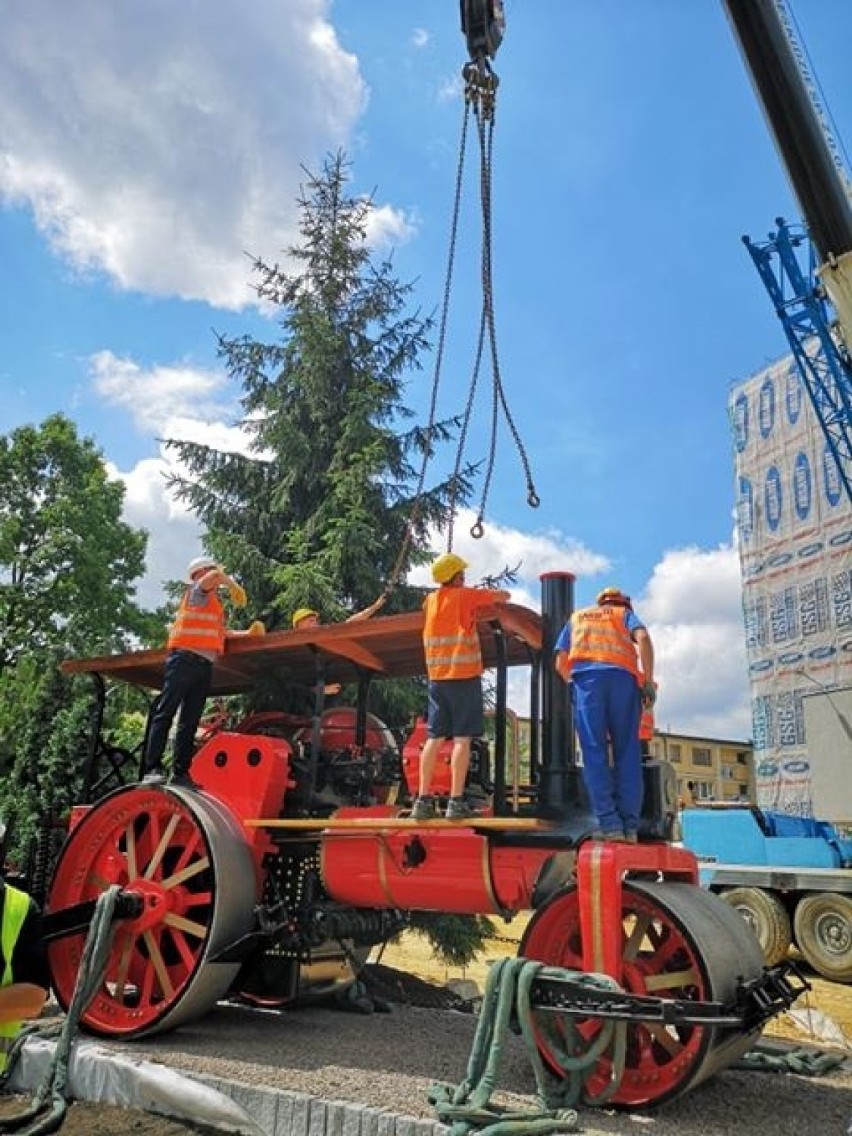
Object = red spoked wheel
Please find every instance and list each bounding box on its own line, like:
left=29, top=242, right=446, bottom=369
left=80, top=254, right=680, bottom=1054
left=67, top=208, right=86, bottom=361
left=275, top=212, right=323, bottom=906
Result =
left=47, top=785, right=257, bottom=1038
left=519, top=880, right=764, bottom=1107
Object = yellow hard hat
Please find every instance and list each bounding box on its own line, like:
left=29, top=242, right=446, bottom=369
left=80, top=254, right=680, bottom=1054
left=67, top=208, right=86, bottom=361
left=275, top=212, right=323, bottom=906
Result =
left=596, top=586, right=631, bottom=608
left=431, top=552, right=468, bottom=584
left=292, top=607, right=319, bottom=628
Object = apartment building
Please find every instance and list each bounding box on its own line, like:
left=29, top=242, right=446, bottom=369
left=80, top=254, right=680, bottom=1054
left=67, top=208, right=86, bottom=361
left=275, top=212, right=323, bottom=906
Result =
left=506, top=715, right=755, bottom=806
left=644, top=731, right=754, bottom=804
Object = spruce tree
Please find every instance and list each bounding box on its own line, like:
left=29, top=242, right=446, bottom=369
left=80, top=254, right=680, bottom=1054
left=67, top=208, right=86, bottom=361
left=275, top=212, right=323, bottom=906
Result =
left=166, top=152, right=474, bottom=720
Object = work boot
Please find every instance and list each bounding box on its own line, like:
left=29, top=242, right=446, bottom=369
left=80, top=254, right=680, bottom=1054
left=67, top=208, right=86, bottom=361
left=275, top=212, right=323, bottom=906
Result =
left=142, top=767, right=167, bottom=785
left=411, top=795, right=437, bottom=821
left=445, top=796, right=476, bottom=820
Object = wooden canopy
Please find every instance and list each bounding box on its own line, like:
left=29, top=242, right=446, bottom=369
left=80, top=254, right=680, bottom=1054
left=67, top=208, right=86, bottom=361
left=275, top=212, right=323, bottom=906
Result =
left=60, top=604, right=543, bottom=695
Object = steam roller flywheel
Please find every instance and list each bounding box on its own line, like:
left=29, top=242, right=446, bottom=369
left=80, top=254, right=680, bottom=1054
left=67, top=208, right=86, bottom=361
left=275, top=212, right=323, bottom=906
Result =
left=47, top=784, right=257, bottom=1038
left=520, top=880, right=765, bottom=1108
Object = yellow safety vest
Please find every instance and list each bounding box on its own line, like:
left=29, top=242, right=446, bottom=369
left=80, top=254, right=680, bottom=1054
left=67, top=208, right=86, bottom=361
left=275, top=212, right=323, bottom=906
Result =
left=0, top=885, right=33, bottom=1072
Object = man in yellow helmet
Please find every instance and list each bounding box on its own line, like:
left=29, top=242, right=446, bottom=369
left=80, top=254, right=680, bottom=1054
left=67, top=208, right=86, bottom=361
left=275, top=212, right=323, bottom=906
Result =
left=412, top=553, right=509, bottom=821
left=554, top=586, right=655, bottom=842
left=291, top=597, right=387, bottom=696
left=291, top=595, right=386, bottom=631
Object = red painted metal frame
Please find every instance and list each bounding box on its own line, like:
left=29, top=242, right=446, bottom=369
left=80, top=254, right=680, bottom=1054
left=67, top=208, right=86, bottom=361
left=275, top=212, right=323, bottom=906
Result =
left=576, top=841, right=699, bottom=978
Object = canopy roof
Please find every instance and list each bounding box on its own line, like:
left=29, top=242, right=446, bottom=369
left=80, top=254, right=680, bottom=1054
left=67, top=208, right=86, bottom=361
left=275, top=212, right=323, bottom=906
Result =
left=61, top=604, right=543, bottom=696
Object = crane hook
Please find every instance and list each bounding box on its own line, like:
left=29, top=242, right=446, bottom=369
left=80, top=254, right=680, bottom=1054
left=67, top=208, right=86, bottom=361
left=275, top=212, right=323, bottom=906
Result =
left=460, top=0, right=505, bottom=64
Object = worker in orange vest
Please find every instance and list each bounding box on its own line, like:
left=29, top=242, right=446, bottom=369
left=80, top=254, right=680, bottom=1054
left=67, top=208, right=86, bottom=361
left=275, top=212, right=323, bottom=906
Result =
left=143, top=556, right=264, bottom=788
left=411, top=553, right=509, bottom=821
left=554, top=587, right=655, bottom=842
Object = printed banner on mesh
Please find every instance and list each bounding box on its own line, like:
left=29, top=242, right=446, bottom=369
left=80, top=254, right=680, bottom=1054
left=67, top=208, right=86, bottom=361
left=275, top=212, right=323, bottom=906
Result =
left=731, top=351, right=852, bottom=815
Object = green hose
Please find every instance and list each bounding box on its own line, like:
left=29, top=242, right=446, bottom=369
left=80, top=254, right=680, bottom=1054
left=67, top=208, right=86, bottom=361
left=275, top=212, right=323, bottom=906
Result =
left=0, top=885, right=123, bottom=1135
left=428, top=957, right=624, bottom=1136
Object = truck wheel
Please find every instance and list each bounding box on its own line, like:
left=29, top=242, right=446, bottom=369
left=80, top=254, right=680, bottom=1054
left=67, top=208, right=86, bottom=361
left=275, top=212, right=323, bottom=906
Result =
left=793, top=892, right=852, bottom=983
left=719, top=887, right=791, bottom=965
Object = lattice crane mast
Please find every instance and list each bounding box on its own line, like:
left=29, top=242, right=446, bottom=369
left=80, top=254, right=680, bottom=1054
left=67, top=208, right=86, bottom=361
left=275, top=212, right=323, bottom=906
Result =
left=724, top=0, right=852, bottom=501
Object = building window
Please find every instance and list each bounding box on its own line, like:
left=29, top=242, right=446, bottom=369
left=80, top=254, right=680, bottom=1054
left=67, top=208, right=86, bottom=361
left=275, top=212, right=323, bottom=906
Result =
left=668, top=743, right=681, bottom=763
left=692, top=746, right=712, bottom=767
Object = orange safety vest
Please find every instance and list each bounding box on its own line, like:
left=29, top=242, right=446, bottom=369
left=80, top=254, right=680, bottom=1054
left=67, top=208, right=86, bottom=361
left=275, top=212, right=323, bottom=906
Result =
left=167, top=587, right=226, bottom=656
left=568, top=606, right=640, bottom=678
left=423, top=587, right=500, bottom=680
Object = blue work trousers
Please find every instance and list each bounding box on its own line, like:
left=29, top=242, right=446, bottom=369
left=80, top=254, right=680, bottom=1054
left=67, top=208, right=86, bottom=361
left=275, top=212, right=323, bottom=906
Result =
left=144, top=649, right=213, bottom=773
left=572, top=666, right=642, bottom=835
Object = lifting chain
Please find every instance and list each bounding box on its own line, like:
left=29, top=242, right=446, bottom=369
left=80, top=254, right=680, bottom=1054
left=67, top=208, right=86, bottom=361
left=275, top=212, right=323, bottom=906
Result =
left=449, top=60, right=540, bottom=550
left=385, top=92, right=473, bottom=595
left=386, top=31, right=540, bottom=593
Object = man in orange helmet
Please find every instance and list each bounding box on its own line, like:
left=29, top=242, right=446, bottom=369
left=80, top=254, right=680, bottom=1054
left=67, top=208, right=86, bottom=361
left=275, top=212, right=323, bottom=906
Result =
left=554, top=586, right=655, bottom=842
left=142, top=557, right=264, bottom=788
left=412, top=553, right=509, bottom=821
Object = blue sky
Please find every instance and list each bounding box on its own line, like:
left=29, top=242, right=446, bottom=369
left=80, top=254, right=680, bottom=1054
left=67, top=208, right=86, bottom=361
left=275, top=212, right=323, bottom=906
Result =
left=2, top=1, right=850, bottom=739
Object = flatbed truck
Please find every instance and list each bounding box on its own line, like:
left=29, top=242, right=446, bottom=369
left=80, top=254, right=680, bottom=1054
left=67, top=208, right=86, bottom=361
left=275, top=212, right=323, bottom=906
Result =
left=682, top=805, right=852, bottom=983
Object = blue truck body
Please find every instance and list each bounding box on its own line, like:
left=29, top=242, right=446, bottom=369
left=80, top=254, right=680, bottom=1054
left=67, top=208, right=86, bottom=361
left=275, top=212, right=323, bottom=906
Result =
left=682, top=806, right=852, bottom=874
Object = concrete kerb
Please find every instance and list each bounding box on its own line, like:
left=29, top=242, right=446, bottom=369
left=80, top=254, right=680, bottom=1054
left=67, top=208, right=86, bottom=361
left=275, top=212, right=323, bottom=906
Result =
left=8, top=1035, right=450, bottom=1136
left=190, top=1072, right=448, bottom=1136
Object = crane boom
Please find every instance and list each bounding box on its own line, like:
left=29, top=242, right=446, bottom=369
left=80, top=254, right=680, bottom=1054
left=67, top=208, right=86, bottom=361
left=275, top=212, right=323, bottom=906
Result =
left=722, top=0, right=852, bottom=348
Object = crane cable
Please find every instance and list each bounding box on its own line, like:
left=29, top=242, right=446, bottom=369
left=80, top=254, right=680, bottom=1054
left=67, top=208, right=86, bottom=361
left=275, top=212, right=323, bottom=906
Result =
left=384, top=90, right=473, bottom=597
left=451, top=59, right=540, bottom=548
left=386, top=52, right=540, bottom=593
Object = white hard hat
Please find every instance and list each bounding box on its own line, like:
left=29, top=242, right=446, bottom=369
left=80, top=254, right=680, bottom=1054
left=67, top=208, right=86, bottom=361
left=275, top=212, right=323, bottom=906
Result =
left=187, top=556, right=218, bottom=581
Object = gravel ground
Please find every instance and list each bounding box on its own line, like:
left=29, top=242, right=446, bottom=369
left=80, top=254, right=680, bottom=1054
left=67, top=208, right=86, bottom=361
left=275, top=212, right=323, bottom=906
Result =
left=87, top=989, right=852, bottom=1136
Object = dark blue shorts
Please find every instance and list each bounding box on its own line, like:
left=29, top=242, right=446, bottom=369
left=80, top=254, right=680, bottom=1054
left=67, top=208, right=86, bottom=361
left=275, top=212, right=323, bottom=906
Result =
left=426, top=677, right=484, bottom=739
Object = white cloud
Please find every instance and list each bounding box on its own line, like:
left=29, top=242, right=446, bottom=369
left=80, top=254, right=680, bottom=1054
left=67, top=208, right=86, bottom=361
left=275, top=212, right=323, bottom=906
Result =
left=410, top=508, right=611, bottom=592
left=437, top=74, right=464, bottom=104
left=107, top=455, right=204, bottom=610
left=364, top=202, right=418, bottom=250
left=89, top=351, right=235, bottom=436
left=0, top=1, right=371, bottom=308
left=411, top=28, right=430, bottom=50
left=639, top=545, right=751, bottom=740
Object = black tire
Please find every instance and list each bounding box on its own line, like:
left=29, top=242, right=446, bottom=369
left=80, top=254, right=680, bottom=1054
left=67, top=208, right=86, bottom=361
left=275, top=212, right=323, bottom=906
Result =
left=719, top=887, right=792, bottom=966
left=793, top=892, right=852, bottom=983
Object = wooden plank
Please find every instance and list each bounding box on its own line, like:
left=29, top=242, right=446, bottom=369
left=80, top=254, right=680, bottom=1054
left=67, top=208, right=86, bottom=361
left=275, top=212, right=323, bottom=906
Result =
left=243, top=816, right=553, bottom=831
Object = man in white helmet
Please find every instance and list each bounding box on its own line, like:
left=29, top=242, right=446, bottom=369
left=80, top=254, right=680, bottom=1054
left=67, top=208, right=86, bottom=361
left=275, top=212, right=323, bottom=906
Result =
left=142, top=557, right=264, bottom=788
